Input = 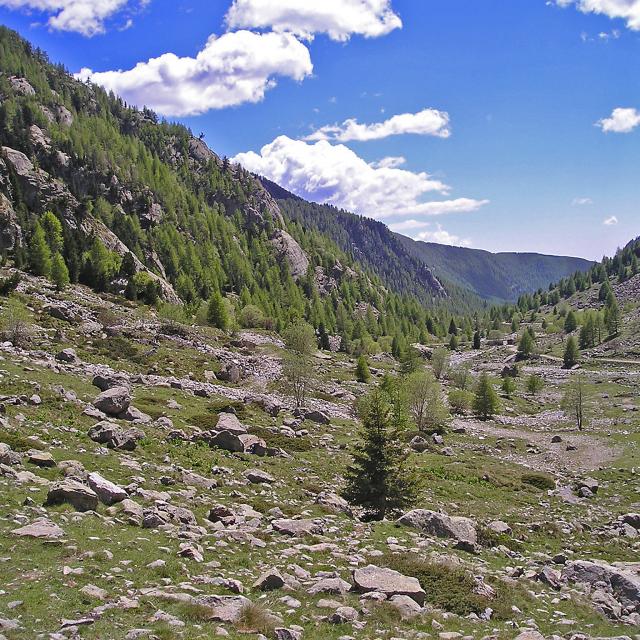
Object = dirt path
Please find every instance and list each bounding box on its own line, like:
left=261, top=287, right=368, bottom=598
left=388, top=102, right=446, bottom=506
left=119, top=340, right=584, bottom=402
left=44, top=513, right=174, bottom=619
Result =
left=459, top=418, right=623, bottom=475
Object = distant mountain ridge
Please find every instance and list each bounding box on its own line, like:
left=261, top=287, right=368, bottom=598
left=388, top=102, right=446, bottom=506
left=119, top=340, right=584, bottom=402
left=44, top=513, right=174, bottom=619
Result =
left=396, top=235, right=594, bottom=301
left=261, top=178, right=593, bottom=302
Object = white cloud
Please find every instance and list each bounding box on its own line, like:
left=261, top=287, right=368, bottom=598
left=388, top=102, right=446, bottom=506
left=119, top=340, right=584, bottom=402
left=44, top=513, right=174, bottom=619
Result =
left=603, top=215, right=619, bottom=225
left=596, top=107, right=640, bottom=133
left=232, top=135, right=488, bottom=219
left=0, top=0, right=145, bottom=36
left=572, top=197, right=593, bottom=205
left=554, top=0, right=640, bottom=31
left=304, top=108, right=451, bottom=142
left=388, top=220, right=471, bottom=246
left=370, top=156, right=406, bottom=169
left=225, top=0, right=402, bottom=41
left=76, top=30, right=312, bottom=116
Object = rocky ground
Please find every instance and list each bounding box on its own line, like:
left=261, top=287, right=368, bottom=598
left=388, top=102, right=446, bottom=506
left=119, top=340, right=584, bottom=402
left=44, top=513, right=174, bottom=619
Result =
left=0, top=272, right=639, bottom=640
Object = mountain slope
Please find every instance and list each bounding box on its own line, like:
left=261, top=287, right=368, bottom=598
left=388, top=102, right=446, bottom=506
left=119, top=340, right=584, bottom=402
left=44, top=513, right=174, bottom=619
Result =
left=396, top=235, right=594, bottom=301
left=0, top=25, right=450, bottom=347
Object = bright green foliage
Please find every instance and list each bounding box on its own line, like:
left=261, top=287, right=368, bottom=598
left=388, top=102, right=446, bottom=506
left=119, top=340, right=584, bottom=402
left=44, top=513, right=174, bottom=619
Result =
left=342, top=388, right=421, bottom=520
left=50, top=252, right=69, bottom=290
left=356, top=355, right=371, bottom=383
left=448, top=389, right=473, bottom=415
left=604, top=292, right=620, bottom=337
left=28, top=221, right=51, bottom=277
left=207, top=290, right=230, bottom=331
left=473, top=373, right=499, bottom=420
left=406, top=369, right=449, bottom=433
left=526, top=374, right=544, bottom=396
left=517, top=329, right=535, bottom=358
left=501, top=376, right=516, bottom=398
left=563, top=336, right=580, bottom=369
left=431, top=348, right=449, bottom=380
left=282, top=320, right=316, bottom=407
left=564, top=310, right=577, bottom=333
left=449, top=334, right=459, bottom=351
left=41, top=211, right=63, bottom=253
left=239, top=304, right=265, bottom=329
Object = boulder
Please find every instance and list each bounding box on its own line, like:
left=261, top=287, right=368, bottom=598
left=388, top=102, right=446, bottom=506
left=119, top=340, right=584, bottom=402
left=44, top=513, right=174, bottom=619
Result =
left=93, top=386, right=131, bottom=416
left=244, top=469, right=275, bottom=484
left=45, top=304, right=77, bottom=323
left=563, top=560, right=640, bottom=612
left=0, top=442, right=21, bottom=466
left=315, top=491, right=353, bottom=517
left=273, top=518, right=323, bottom=537
left=87, top=421, right=143, bottom=451
left=88, top=472, right=128, bottom=505
left=45, top=479, right=99, bottom=512
left=253, top=568, right=285, bottom=591
left=195, top=595, right=251, bottom=623
left=92, top=373, right=130, bottom=392
left=353, top=565, right=425, bottom=605
left=216, top=412, right=247, bottom=435
left=329, top=606, right=359, bottom=624
left=12, top=517, right=65, bottom=539
left=56, top=348, right=78, bottom=363
left=389, top=594, right=423, bottom=619
left=303, top=409, right=330, bottom=425
left=397, top=509, right=478, bottom=551
left=307, top=577, right=351, bottom=595
left=119, top=406, right=152, bottom=424
left=27, top=450, right=56, bottom=468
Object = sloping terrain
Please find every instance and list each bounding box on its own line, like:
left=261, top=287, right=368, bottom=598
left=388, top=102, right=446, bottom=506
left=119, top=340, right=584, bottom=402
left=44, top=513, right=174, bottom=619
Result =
left=0, top=271, right=639, bottom=639
left=396, top=235, right=594, bottom=302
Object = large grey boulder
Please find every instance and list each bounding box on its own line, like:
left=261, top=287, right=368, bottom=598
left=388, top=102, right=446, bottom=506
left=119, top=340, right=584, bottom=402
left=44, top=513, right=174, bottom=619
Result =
left=273, top=518, right=323, bottom=537
left=12, top=517, right=65, bottom=539
left=315, top=491, right=353, bottom=517
left=88, top=472, right=128, bottom=505
left=244, top=468, right=275, bottom=484
left=397, top=509, right=478, bottom=551
left=87, top=421, right=143, bottom=451
left=216, top=412, right=247, bottom=435
left=92, top=373, right=130, bottom=392
left=45, top=479, right=99, bottom=512
left=563, top=560, right=640, bottom=612
left=352, top=565, right=425, bottom=605
left=0, top=442, right=21, bottom=466
left=93, top=386, right=131, bottom=416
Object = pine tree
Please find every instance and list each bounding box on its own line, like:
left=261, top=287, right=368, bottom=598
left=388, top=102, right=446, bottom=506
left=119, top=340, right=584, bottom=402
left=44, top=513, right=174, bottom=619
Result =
left=342, top=388, right=420, bottom=520
left=526, top=374, right=544, bottom=395
left=517, top=329, right=535, bottom=358
left=473, top=330, right=481, bottom=350
left=604, top=292, right=620, bottom=337
left=356, top=355, right=371, bottom=383
left=501, top=376, right=516, bottom=398
left=563, top=336, right=580, bottom=369
left=448, top=318, right=458, bottom=336
left=50, top=252, right=70, bottom=290
left=564, top=310, right=577, bottom=333
left=207, top=290, right=230, bottom=331
left=473, top=373, right=499, bottom=420
left=28, top=221, right=52, bottom=277
left=449, top=334, right=459, bottom=351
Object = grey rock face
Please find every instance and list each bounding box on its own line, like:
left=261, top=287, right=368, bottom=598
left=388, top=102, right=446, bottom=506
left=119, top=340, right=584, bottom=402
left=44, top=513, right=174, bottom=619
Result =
left=270, top=229, right=310, bottom=279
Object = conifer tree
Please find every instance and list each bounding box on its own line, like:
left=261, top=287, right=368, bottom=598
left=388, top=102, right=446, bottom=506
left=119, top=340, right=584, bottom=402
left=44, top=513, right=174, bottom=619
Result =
left=356, top=355, right=371, bottom=383
left=604, top=292, right=620, bottom=337
left=564, top=310, right=577, bottom=333
left=473, top=330, right=481, bottom=350
left=207, top=290, right=230, bottom=331
left=28, top=221, right=52, bottom=277
left=563, top=336, right=580, bottom=369
left=342, top=388, right=420, bottom=520
left=473, top=372, right=499, bottom=420
left=517, top=329, right=535, bottom=358
left=50, top=252, right=69, bottom=290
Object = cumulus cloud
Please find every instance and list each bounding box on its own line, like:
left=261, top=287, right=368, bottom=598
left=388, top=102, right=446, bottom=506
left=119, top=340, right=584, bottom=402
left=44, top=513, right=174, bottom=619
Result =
left=603, top=215, right=619, bottom=225
left=304, top=108, right=451, bottom=142
left=388, top=220, right=471, bottom=247
left=0, top=0, right=145, bottom=36
left=76, top=30, right=312, bottom=116
left=554, top=0, right=640, bottom=31
left=232, top=135, right=488, bottom=219
left=225, top=0, right=402, bottom=41
left=596, top=107, right=640, bottom=133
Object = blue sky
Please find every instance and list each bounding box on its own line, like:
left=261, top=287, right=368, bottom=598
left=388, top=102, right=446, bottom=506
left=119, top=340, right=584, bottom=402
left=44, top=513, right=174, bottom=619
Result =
left=0, top=0, right=638, bottom=259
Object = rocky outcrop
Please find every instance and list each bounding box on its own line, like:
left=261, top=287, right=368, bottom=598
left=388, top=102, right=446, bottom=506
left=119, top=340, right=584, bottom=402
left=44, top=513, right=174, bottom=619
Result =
left=0, top=192, right=22, bottom=250
left=270, top=229, right=309, bottom=279
left=45, top=479, right=99, bottom=512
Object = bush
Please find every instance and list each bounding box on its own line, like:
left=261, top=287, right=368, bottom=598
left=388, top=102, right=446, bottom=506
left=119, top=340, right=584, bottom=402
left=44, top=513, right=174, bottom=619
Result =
left=239, top=304, right=266, bottom=329
left=448, top=389, right=473, bottom=415
left=522, top=472, right=555, bottom=490
left=0, top=272, right=20, bottom=296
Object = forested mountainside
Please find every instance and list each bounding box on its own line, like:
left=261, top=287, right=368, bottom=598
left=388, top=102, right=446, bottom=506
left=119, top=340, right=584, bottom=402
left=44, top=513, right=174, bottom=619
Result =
left=262, top=179, right=592, bottom=304
left=0, top=25, right=460, bottom=348
left=396, top=235, right=594, bottom=301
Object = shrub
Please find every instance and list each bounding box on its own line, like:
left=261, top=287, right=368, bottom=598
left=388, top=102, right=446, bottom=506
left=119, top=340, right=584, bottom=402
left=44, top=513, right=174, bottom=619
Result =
left=448, top=389, right=473, bottom=415
left=522, top=472, right=555, bottom=490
